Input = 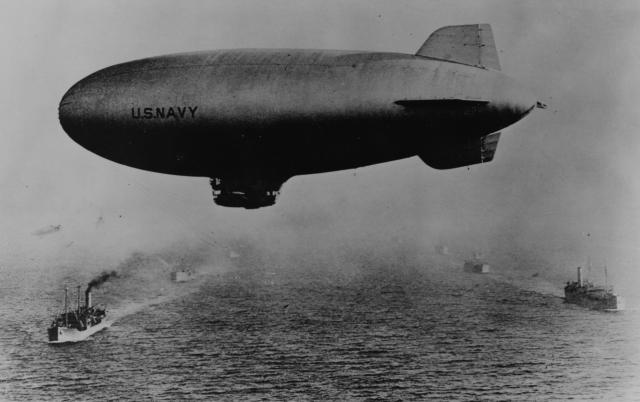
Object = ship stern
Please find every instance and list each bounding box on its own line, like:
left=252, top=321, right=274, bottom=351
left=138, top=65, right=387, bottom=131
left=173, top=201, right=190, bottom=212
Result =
left=47, top=326, right=60, bottom=342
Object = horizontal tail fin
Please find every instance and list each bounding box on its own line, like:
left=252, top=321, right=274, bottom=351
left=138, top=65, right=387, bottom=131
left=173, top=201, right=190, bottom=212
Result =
left=416, top=24, right=501, bottom=71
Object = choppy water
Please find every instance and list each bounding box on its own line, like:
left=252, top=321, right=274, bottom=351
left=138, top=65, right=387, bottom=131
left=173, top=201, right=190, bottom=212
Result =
left=1, top=258, right=639, bottom=401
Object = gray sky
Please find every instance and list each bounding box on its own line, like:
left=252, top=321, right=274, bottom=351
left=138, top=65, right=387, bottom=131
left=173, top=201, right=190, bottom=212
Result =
left=1, top=1, right=639, bottom=291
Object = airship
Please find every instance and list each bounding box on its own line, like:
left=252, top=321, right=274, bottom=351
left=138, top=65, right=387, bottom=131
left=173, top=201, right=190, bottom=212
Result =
left=59, top=24, right=543, bottom=209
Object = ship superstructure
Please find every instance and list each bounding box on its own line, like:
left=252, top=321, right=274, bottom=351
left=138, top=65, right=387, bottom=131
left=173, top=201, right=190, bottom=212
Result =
left=48, top=286, right=108, bottom=343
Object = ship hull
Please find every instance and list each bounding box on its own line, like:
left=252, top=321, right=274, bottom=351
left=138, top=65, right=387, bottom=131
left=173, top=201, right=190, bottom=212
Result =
left=564, top=291, right=623, bottom=311
left=48, top=320, right=110, bottom=343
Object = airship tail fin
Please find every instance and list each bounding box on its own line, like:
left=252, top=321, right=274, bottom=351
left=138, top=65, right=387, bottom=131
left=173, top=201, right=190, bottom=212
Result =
left=416, top=24, right=501, bottom=71
left=419, top=131, right=501, bottom=169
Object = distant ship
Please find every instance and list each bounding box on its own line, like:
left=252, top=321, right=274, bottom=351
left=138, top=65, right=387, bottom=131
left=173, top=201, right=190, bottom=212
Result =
left=564, top=267, right=624, bottom=311
left=48, top=286, right=108, bottom=343
left=171, top=269, right=195, bottom=283
left=435, top=245, right=450, bottom=256
left=463, top=260, right=490, bottom=274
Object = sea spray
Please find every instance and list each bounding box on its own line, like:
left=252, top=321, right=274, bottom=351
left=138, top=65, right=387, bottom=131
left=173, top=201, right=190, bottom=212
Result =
left=108, top=281, right=205, bottom=323
left=109, top=295, right=175, bottom=322
left=83, top=247, right=230, bottom=325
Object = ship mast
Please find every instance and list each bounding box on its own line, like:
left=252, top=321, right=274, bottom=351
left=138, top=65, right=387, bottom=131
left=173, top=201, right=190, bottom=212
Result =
left=604, top=265, right=608, bottom=290
left=77, top=285, right=81, bottom=312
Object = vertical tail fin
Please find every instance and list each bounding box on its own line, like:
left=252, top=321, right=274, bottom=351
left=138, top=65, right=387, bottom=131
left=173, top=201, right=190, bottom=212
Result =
left=416, top=24, right=501, bottom=71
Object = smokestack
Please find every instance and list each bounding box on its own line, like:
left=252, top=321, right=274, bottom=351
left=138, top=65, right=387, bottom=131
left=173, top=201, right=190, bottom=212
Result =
left=577, top=266, right=583, bottom=287
left=84, top=270, right=118, bottom=309
left=85, top=289, right=91, bottom=309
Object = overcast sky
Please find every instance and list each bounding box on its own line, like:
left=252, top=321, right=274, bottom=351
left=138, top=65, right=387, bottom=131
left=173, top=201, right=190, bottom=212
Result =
left=1, top=1, right=639, bottom=292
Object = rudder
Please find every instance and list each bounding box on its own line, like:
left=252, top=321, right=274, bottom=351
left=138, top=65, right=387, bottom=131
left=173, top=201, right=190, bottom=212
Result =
left=416, top=24, right=501, bottom=71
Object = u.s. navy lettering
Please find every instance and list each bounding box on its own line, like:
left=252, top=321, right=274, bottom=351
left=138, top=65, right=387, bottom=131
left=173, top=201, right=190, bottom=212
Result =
left=131, top=106, right=198, bottom=119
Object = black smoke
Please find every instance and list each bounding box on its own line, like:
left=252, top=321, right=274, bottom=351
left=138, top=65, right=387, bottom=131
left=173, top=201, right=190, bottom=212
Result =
left=86, top=270, right=119, bottom=294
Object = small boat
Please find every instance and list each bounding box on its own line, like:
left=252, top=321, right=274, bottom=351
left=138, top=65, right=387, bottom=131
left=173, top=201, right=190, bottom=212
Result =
left=48, top=286, right=108, bottom=343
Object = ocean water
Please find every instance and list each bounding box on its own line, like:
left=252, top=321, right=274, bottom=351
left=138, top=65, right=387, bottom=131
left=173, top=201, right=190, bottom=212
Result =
left=1, top=257, right=639, bottom=401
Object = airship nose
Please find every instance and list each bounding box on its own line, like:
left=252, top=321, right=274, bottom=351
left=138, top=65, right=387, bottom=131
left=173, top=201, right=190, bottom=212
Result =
left=59, top=91, right=72, bottom=131
left=58, top=82, right=84, bottom=143
left=59, top=74, right=107, bottom=151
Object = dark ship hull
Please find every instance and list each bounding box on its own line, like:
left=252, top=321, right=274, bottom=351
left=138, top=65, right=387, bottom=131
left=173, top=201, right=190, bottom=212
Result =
left=564, top=288, right=623, bottom=311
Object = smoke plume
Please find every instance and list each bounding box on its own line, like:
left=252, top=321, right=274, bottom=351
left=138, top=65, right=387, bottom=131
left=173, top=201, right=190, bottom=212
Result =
left=86, top=270, right=119, bottom=293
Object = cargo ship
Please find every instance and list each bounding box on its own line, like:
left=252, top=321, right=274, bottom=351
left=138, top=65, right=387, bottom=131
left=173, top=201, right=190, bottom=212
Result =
left=48, top=286, right=108, bottom=343
left=463, top=260, right=490, bottom=274
left=171, top=269, right=195, bottom=282
left=564, top=267, right=624, bottom=311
